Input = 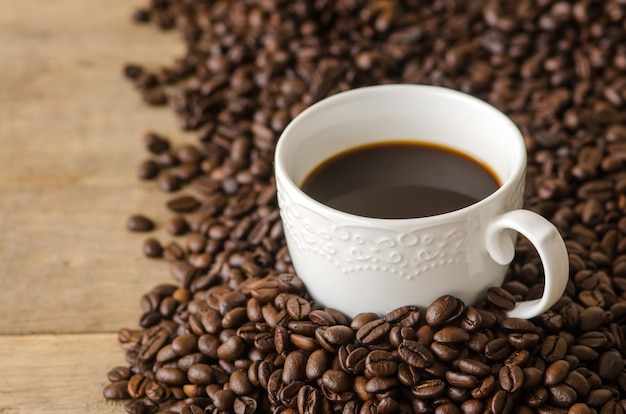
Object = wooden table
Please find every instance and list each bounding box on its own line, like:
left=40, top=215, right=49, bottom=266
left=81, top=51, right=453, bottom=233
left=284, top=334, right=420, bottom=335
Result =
left=0, top=1, right=192, bottom=411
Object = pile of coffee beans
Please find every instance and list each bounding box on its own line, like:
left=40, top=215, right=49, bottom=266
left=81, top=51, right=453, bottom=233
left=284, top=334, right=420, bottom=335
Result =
left=104, top=0, right=626, bottom=412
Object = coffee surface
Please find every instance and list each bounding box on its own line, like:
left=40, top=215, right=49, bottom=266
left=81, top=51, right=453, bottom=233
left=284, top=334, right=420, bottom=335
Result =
left=301, top=141, right=500, bottom=218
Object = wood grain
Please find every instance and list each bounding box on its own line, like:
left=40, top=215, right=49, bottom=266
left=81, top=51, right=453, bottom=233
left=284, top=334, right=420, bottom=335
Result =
left=0, top=0, right=195, bottom=411
left=0, top=333, right=128, bottom=413
left=0, top=0, right=190, bottom=335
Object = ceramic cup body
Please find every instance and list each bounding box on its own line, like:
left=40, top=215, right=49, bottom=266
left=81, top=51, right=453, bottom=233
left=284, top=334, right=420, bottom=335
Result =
left=274, top=84, right=568, bottom=319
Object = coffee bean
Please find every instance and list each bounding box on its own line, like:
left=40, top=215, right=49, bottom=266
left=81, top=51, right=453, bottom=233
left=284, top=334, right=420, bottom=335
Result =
left=597, top=349, right=624, bottom=381
left=364, top=350, right=397, bottom=378
left=356, top=318, right=390, bottom=345
left=434, top=326, right=470, bottom=343
left=411, top=379, right=446, bottom=400
left=305, top=349, right=329, bottom=381
left=342, top=346, right=368, bottom=375
left=471, top=375, right=496, bottom=400
left=457, top=358, right=491, bottom=378
left=166, top=195, right=201, bottom=213
left=398, top=340, right=434, bottom=369
left=143, top=131, right=170, bottom=154
left=321, top=369, right=353, bottom=393
left=490, top=389, right=513, bottom=414
left=385, top=305, right=421, bottom=326
left=321, top=325, right=354, bottom=347
left=445, top=371, right=479, bottom=389
left=233, top=396, right=257, bottom=414
left=498, top=364, right=524, bottom=392
left=425, top=296, right=464, bottom=326
left=155, top=171, right=181, bottom=193
left=541, top=335, right=569, bottom=362
left=138, top=159, right=160, bottom=180
left=485, top=337, right=511, bottom=361
left=297, top=385, right=326, bottom=414
left=544, top=360, right=570, bottom=386
left=145, top=379, right=169, bottom=403
left=549, top=383, right=577, bottom=407
left=282, top=349, right=308, bottom=383
left=127, top=214, right=155, bottom=232
left=142, top=238, right=163, bottom=258
left=486, top=287, right=516, bottom=311
left=103, top=380, right=130, bottom=399
left=155, top=367, right=186, bottom=387
left=217, top=336, right=245, bottom=362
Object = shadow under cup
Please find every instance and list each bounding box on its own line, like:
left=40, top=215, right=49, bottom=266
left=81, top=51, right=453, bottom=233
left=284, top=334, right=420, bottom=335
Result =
left=275, top=84, right=531, bottom=317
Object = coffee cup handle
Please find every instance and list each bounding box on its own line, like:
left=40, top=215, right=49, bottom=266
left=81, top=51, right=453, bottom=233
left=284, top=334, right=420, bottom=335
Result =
left=485, top=209, right=569, bottom=319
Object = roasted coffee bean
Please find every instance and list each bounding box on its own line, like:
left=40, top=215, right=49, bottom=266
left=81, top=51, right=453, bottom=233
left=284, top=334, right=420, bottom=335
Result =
left=355, top=318, right=390, bottom=345
left=544, top=360, right=570, bottom=386
left=297, top=385, right=326, bottom=414
left=431, top=342, right=460, bottom=363
left=563, top=370, right=591, bottom=400
left=500, top=318, right=536, bottom=333
left=398, top=340, right=434, bottom=369
left=321, top=325, right=354, bottom=346
left=165, top=215, right=189, bottom=236
left=411, top=379, right=446, bottom=400
left=397, top=362, right=421, bottom=387
left=351, top=312, right=380, bottom=331
left=385, top=305, right=421, bottom=326
left=597, top=349, right=624, bottom=381
left=541, top=335, right=568, bottom=362
left=342, top=346, right=368, bottom=375
left=128, top=373, right=149, bottom=398
left=145, top=379, right=169, bottom=403
left=490, top=389, right=513, bottom=414
left=486, top=287, right=516, bottom=311
left=143, top=132, right=169, bottom=154
left=187, top=364, right=213, bottom=385
left=305, top=349, right=330, bottom=381
left=172, top=333, right=198, bottom=355
left=321, top=369, right=353, bottom=393
left=138, top=159, right=160, bottom=180
left=217, top=336, right=245, bottom=362
left=142, top=238, right=163, bottom=258
left=127, top=214, right=155, bottom=232
left=364, top=350, right=397, bottom=378
left=166, top=195, right=201, bottom=213
left=485, top=337, right=511, bottom=361
left=498, top=364, right=524, bottom=392
left=457, top=358, right=491, bottom=378
left=107, top=366, right=132, bottom=382
left=549, top=384, right=577, bottom=407
left=155, top=171, right=181, bottom=192
left=138, top=326, right=170, bottom=361
left=231, top=396, right=257, bottom=414
left=155, top=367, right=186, bottom=387
left=434, top=326, right=470, bottom=343
left=365, top=377, right=399, bottom=394
left=425, top=296, right=464, bottom=326
left=470, top=375, right=495, bottom=400
left=103, top=380, right=131, bottom=399
left=285, top=296, right=311, bottom=320
left=445, top=371, right=479, bottom=389
left=124, top=398, right=159, bottom=414
left=282, top=350, right=308, bottom=383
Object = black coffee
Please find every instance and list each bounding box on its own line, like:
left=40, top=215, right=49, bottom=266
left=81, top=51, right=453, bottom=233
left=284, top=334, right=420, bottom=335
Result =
left=300, top=141, right=500, bottom=219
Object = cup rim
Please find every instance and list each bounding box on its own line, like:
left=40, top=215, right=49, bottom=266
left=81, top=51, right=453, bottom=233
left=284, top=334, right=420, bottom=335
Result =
left=274, top=84, right=527, bottom=225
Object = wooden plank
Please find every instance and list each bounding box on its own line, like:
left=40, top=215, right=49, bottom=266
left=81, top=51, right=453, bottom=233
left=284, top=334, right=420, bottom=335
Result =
left=0, top=0, right=194, bottom=334
left=0, top=333, right=129, bottom=413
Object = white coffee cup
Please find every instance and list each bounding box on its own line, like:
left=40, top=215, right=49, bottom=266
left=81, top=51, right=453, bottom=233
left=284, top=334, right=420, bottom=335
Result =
left=274, top=84, right=568, bottom=319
